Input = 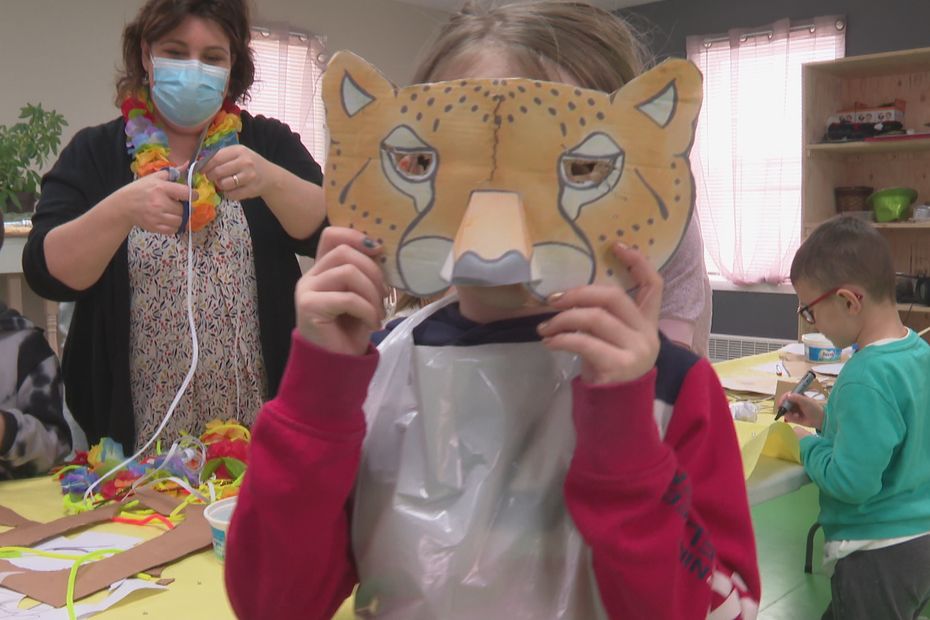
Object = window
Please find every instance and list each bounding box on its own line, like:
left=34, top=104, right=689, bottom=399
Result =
left=244, top=26, right=328, bottom=166
left=686, top=17, right=845, bottom=284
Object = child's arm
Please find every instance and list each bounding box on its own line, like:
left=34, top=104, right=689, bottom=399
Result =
left=0, top=327, right=71, bottom=479
left=225, top=227, right=385, bottom=619
left=564, top=359, right=759, bottom=619
left=224, top=333, right=376, bottom=619
left=799, top=383, right=902, bottom=504
left=540, top=243, right=759, bottom=618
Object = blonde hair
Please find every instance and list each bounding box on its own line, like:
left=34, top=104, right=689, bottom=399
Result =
left=412, top=1, right=650, bottom=91
left=391, top=2, right=650, bottom=315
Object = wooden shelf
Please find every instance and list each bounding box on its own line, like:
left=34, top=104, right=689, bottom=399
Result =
left=873, top=221, right=930, bottom=230
left=805, top=47, right=930, bottom=79
left=802, top=48, right=930, bottom=340
left=898, top=303, right=930, bottom=315
left=807, top=139, right=930, bottom=155
left=805, top=220, right=930, bottom=231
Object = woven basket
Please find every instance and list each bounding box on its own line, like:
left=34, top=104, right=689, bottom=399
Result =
left=834, top=186, right=873, bottom=213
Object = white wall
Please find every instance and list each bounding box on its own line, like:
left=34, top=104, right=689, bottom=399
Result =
left=0, top=0, right=448, bottom=153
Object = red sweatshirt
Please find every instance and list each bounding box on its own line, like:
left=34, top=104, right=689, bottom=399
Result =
left=226, top=328, right=760, bottom=619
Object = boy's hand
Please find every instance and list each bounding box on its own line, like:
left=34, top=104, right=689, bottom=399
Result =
left=778, top=393, right=825, bottom=431
left=538, top=243, right=662, bottom=385
left=295, top=227, right=386, bottom=356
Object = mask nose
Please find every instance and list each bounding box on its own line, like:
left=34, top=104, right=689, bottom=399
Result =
left=448, top=191, right=533, bottom=287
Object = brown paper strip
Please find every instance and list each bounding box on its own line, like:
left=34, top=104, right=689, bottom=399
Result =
left=0, top=492, right=209, bottom=607
left=0, top=504, right=122, bottom=547
left=0, top=505, right=37, bottom=528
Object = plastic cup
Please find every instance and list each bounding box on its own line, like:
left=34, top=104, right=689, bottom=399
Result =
left=801, top=332, right=841, bottom=362
left=203, top=496, right=237, bottom=562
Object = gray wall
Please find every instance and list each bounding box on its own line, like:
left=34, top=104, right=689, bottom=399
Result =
left=622, top=0, right=930, bottom=339
left=622, top=0, right=930, bottom=61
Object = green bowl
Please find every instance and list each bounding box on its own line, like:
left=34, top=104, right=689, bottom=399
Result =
left=868, top=187, right=918, bottom=222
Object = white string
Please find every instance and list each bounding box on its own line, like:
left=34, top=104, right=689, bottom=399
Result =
left=224, top=210, right=243, bottom=420
left=127, top=435, right=206, bottom=495
left=234, top=302, right=242, bottom=419
left=84, top=172, right=201, bottom=502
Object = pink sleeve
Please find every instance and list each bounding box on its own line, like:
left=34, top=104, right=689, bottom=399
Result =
left=564, top=360, right=760, bottom=619
left=225, top=331, right=378, bottom=620
left=658, top=214, right=712, bottom=357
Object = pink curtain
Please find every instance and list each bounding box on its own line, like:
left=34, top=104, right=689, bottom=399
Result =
left=245, top=25, right=328, bottom=165
left=687, top=17, right=845, bottom=284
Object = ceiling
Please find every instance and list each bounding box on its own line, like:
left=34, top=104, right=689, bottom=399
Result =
left=393, top=0, right=661, bottom=12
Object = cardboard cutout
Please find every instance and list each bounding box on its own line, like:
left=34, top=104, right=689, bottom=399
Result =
left=323, top=51, right=703, bottom=297
left=0, top=491, right=210, bottom=607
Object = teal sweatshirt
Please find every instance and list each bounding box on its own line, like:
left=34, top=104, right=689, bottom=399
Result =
left=800, top=330, right=930, bottom=541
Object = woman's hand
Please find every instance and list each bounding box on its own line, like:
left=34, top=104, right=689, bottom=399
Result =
left=201, top=144, right=278, bottom=203
left=779, top=393, right=825, bottom=431
left=295, top=227, right=387, bottom=356
left=118, top=169, right=192, bottom=235
left=537, top=243, right=663, bottom=385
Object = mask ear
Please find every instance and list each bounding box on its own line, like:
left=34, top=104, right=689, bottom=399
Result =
left=323, top=51, right=397, bottom=126
left=609, top=58, right=703, bottom=154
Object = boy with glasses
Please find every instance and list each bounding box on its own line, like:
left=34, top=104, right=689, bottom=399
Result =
left=782, top=215, right=930, bottom=620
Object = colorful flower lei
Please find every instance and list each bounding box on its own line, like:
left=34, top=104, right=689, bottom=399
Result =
left=121, top=90, right=242, bottom=231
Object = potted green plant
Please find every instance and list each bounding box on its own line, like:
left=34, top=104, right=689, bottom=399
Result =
left=0, top=103, right=68, bottom=221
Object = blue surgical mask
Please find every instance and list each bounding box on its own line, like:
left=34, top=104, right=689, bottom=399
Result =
left=150, top=56, right=230, bottom=128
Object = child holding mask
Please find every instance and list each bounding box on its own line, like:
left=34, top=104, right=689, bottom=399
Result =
left=227, top=4, right=758, bottom=619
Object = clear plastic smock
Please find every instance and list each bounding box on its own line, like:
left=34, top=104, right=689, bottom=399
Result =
left=351, top=297, right=608, bottom=619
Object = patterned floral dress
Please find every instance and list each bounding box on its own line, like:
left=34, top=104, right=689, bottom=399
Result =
left=128, top=199, right=265, bottom=447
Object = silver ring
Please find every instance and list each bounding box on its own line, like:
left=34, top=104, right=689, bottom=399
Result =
left=232, top=173, right=240, bottom=188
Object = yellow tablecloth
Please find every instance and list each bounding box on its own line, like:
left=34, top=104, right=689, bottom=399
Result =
left=713, top=351, right=803, bottom=480
left=0, top=477, right=355, bottom=619
left=0, top=351, right=803, bottom=618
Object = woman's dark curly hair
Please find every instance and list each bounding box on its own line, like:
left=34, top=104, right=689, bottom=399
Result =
left=115, top=0, right=255, bottom=105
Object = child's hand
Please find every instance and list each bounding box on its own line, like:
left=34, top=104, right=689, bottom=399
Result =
left=538, top=243, right=663, bottom=385
left=778, top=393, right=825, bottom=431
left=294, top=227, right=386, bottom=356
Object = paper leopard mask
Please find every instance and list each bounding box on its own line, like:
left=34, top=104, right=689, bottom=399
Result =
left=322, top=51, right=702, bottom=298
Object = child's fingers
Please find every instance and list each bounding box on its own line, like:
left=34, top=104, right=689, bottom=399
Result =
left=310, top=242, right=387, bottom=296
left=308, top=264, right=386, bottom=323
left=537, top=305, right=637, bottom=349
left=611, top=243, right=663, bottom=324
left=298, top=290, right=383, bottom=331
left=540, top=330, right=629, bottom=369
left=547, top=285, right=650, bottom=334
left=315, top=226, right=384, bottom=262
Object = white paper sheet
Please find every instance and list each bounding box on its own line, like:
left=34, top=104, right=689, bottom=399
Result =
left=0, top=579, right=166, bottom=620
left=812, top=362, right=845, bottom=376
left=7, top=532, right=141, bottom=572
left=779, top=342, right=805, bottom=356
left=0, top=582, right=27, bottom=616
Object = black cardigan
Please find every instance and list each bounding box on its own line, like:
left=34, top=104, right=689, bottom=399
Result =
left=23, top=113, right=323, bottom=451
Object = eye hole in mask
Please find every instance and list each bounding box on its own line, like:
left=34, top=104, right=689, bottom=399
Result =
left=388, top=150, right=436, bottom=180
left=562, top=158, right=615, bottom=186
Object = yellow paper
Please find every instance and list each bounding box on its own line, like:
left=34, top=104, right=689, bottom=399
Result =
left=736, top=421, right=802, bottom=480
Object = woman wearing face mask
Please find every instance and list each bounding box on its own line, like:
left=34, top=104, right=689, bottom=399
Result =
left=23, top=0, right=326, bottom=453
